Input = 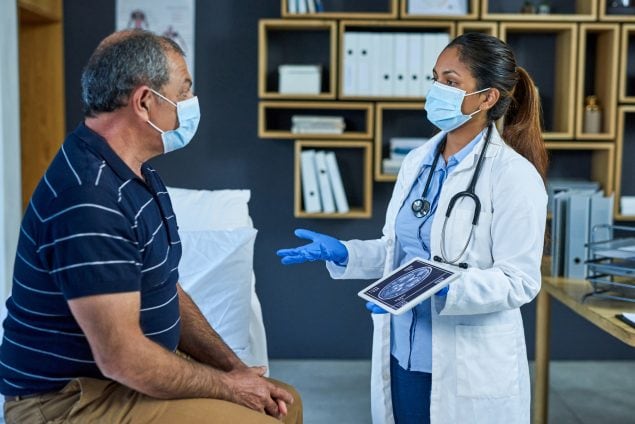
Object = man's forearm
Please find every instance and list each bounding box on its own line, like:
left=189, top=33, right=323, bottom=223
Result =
left=176, top=284, right=246, bottom=371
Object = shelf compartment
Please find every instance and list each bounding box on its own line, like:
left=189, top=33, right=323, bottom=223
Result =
left=456, top=21, right=498, bottom=37
left=482, top=0, right=597, bottom=21
left=615, top=106, right=635, bottom=221
left=258, top=101, right=374, bottom=139
left=400, top=0, right=478, bottom=20
left=338, top=20, right=454, bottom=101
left=374, top=102, right=437, bottom=182
left=599, top=0, right=635, bottom=22
left=500, top=23, right=577, bottom=139
left=576, top=24, right=619, bottom=140
left=619, top=24, right=635, bottom=103
left=281, top=0, right=398, bottom=19
left=295, top=140, right=373, bottom=218
left=545, top=141, right=615, bottom=205
left=259, top=20, right=336, bottom=99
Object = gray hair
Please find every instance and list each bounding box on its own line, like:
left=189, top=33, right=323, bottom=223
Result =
left=81, top=30, right=185, bottom=117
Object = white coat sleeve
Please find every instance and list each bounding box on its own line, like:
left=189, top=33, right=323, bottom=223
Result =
left=439, top=158, right=547, bottom=315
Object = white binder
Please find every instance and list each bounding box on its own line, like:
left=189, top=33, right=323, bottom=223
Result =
left=325, top=151, right=350, bottom=213
left=370, top=33, right=384, bottom=96
left=377, top=33, right=395, bottom=96
left=564, top=192, right=591, bottom=279
left=551, top=191, right=568, bottom=277
left=407, top=33, right=423, bottom=97
left=421, top=33, right=437, bottom=96
left=306, top=0, right=316, bottom=13
left=288, top=0, right=298, bottom=14
left=393, top=33, right=409, bottom=97
left=357, top=32, right=373, bottom=96
left=297, top=0, right=307, bottom=14
left=314, top=150, right=336, bottom=213
left=300, top=150, right=322, bottom=213
left=343, top=32, right=359, bottom=96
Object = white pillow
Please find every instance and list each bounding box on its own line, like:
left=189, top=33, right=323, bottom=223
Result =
left=177, top=227, right=257, bottom=358
left=166, top=187, right=252, bottom=230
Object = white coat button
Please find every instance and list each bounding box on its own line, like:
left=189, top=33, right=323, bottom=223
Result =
left=387, top=239, right=394, bottom=246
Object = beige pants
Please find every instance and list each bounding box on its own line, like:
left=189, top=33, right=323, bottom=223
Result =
left=4, top=377, right=303, bottom=424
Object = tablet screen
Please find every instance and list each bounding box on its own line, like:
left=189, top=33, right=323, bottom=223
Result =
left=358, top=258, right=459, bottom=315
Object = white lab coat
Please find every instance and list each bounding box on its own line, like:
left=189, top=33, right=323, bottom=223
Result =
left=327, top=126, right=547, bottom=424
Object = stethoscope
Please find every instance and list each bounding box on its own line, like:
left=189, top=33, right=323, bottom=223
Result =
left=411, top=122, right=494, bottom=269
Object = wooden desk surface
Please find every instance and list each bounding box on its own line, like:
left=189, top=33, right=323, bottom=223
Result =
left=542, top=276, right=635, bottom=347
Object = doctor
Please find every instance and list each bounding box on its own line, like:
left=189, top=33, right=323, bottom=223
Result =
left=277, top=33, right=548, bottom=424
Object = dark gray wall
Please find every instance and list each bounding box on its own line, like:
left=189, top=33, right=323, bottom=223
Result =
left=64, top=0, right=634, bottom=360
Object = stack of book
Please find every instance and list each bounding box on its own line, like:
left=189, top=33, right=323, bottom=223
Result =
left=300, top=149, right=349, bottom=214
left=382, top=137, right=429, bottom=175
left=291, top=115, right=346, bottom=135
left=287, top=0, right=323, bottom=14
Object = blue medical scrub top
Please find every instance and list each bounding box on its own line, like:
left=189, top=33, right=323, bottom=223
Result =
left=391, top=130, right=484, bottom=373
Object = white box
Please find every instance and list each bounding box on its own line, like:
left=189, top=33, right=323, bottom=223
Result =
left=278, top=65, right=322, bottom=94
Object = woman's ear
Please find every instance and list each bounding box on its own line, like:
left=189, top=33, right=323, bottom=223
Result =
left=482, top=87, right=500, bottom=111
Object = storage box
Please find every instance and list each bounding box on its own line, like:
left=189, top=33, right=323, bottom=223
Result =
left=279, top=65, right=321, bottom=94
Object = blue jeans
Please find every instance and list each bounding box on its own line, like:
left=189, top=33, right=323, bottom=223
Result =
left=391, top=355, right=431, bottom=424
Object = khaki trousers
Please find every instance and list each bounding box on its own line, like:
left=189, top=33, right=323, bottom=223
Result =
left=4, top=377, right=303, bottom=424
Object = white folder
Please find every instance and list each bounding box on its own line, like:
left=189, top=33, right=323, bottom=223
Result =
left=288, top=0, right=298, bottom=14
left=300, top=150, right=321, bottom=213
left=314, top=150, right=336, bottom=213
left=407, top=33, right=423, bottom=97
left=343, top=32, right=359, bottom=96
left=370, top=33, right=384, bottom=96
left=325, top=151, right=350, bottom=213
left=297, top=0, right=307, bottom=13
left=377, top=33, right=395, bottom=97
left=564, top=192, right=591, bottom=279
left=421, top=33, right=437, bottom=97
left=393, top=33, right=409, bottom=97
left=306, top=0, right=316, bottom=13
left=357, top=32, right=373, bottom=96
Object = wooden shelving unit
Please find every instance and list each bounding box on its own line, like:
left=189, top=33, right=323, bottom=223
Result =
left=615, top=106, right=635, bottom=221
left=294, top=140, right=372, bottom=218
left=258, top=0, right=632, bottom=220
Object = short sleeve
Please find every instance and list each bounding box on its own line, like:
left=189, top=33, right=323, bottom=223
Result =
left=38, top=186, right=142, bottom=299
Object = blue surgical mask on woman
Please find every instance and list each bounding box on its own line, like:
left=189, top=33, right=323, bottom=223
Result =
left=424, top=82, right=490, bottom=132
left=147, top=88, right=200, bottom=153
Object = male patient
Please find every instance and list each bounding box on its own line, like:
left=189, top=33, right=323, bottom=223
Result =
left=0, top=29, right=301, bottom=423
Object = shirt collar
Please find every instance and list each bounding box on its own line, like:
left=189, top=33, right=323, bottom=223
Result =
left=421, top=129, right=486, bottom=169
left=73, top=121, right=148, bottom=182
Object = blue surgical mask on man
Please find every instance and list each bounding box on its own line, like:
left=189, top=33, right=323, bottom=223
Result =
left=147, top=88, right=200, bottom=153
left=424, top=82, right=490, bottom=132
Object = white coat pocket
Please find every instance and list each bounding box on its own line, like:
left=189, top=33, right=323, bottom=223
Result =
left=455, top=324, right=520, bottom=398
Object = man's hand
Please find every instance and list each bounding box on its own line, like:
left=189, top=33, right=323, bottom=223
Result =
left=224, top=366, right=294, bottom=419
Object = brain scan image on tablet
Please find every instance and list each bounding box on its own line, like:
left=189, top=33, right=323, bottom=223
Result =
left=358, top=258, right=460, bottom=315
left=378, top=266, right=432, bottom=300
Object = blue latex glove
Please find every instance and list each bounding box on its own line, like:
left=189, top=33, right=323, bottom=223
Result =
left=365, top=301, right=388, bottom=314
left=276, top=228, right=348, bottom=265
left=436, top=286, right=449, bottom=296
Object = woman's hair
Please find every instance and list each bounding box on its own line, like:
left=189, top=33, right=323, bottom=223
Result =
left=446, top=33, right=548, bottom=182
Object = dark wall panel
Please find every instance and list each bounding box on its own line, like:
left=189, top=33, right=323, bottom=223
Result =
left=64, top=0, right=634, bottom=360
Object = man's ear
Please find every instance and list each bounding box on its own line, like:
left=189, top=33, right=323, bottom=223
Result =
left=131, top=85, right=153, bottom=121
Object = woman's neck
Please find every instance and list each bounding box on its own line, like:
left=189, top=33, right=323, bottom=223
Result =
left=443, top=121, right=488, bottom=161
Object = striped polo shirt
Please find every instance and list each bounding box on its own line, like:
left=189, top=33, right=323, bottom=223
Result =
left=0, top=122, right=182, bottom=396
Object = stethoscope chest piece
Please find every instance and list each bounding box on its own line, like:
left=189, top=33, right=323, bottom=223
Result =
left=411, top=198, right=431, bottom=218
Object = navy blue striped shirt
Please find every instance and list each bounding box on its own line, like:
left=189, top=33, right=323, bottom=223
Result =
left=0, top=123, right=182, bottom=396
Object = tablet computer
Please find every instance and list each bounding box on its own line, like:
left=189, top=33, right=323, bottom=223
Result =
left=358, top=257, right=461, bottom=315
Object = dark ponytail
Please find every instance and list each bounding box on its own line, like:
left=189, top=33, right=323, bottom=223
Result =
left=446, top=33, right=548, bottom=182
left=502, top=67, right=548, bottom=181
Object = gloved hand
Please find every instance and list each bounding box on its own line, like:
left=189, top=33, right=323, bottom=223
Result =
left=276, top=228, right=348, bottom=265
left=436, top=286, right=449, bottom=296
left=365, top=301, right=388, bottom=314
